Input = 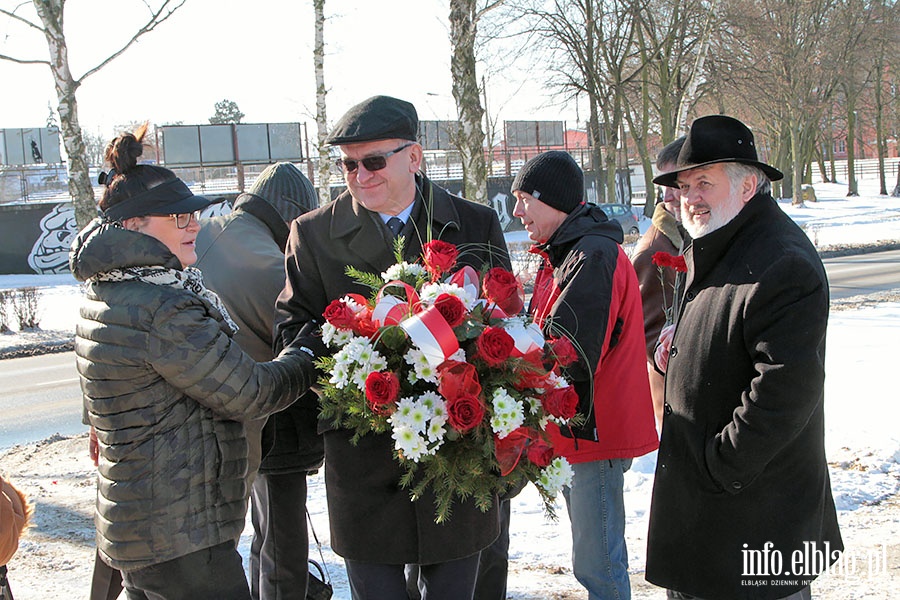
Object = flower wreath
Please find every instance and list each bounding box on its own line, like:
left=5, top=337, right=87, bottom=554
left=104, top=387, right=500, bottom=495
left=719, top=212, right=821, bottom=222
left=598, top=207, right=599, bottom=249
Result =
left=316, top=240, right=577, bottom=522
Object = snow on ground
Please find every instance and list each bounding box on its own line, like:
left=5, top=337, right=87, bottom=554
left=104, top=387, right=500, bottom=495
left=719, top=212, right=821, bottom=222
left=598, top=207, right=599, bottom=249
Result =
left=1, top=180, right=899, bottom=599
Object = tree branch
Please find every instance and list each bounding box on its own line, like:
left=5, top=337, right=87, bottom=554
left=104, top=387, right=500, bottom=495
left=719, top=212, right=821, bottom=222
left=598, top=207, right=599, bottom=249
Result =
left=78, top=0, right=187, bottom=83
left=0, top=52, right=49, bottom=65
left=0, top=5, right=44, bottom=34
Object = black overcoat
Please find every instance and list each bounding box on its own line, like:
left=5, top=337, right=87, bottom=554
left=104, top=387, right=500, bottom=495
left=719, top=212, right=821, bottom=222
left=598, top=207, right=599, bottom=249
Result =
left=645, top=193, right=843, bottom=599
left=274, top=174, right=511, bottom=564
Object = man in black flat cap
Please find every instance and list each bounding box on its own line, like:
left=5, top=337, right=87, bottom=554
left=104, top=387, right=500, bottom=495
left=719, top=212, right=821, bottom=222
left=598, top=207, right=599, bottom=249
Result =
left=645, top=115, right=842, bottom=600
left=274, top=95, right=511, bottom=600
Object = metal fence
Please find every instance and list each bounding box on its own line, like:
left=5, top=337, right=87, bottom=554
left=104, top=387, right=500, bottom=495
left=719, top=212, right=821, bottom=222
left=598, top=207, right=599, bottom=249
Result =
left=2, top=156, right=896, bottom=206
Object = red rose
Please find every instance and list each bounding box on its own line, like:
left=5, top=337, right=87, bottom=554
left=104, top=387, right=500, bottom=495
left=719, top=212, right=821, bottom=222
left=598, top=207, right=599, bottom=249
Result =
left=351, top=308, right=379, bottom=338
left=323, top=299, right=357, bottom=329
left=438, top=360, right=482, bottom=401
left=476, top=326, right=515, bottom=367
left=433, top=293, right=466, bottom=328
left=548, top=336, right=578, bottom=367
left=422, top=240, right=458, bottom=278
left=542, top=385, right=579, bottom=420
left=365, top=371, right=400, bottom=415
left=446, top=394, right=485, bottom=433
left=526, top=438, right=554, bottom=468
left=482, top=267, right=524, bottom=315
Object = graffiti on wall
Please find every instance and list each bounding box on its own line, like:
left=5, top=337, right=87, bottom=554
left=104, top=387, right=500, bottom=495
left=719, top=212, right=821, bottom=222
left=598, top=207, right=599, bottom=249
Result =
left=28, top=203, right=76, bottom=274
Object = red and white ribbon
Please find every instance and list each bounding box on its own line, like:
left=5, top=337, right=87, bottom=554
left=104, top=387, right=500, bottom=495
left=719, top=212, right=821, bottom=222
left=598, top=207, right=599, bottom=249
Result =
left=503, top=319, right=545, bottom=357
left=401, top=304, right=460, bottom=368
left=372, top=280, right=420, bottom=326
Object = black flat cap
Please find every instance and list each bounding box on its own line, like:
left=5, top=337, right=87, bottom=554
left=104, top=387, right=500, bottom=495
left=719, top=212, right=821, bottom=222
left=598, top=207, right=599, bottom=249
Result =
left=326, top=95, right=418, bottom=146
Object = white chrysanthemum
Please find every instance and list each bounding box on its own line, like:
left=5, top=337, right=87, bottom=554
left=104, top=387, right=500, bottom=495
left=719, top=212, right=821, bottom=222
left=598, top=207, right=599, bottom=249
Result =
left=341, top=337, right=372, bottom=362
left=418, top=391, right=445, bottom=417
left=447, top=348, right=467, bottom=362
left=390, top=396, right=429, bottom=433
left=537, top=457, right=574, bottom=495
left=329, top=361, right=351, bottom=389
left=490, top=387, right=525, bottom=439
left=382, top=262, right=427, bottom=283
left=419, top=282, right=477, bottom=310
left=524, top=396, right=541, bottom=415
left=404, top=347, right=438, bottom=384
left=392, top=426, right=428, bottom=462
left=331, top=328, right=355, bottom=347
left=321, top=322, right=339, bottom=346
left=426, top=418, right=447, bottom=446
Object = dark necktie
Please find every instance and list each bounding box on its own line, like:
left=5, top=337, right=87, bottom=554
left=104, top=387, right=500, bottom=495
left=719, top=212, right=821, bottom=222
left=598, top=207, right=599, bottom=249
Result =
left=387, top=217, right=405, bottom=238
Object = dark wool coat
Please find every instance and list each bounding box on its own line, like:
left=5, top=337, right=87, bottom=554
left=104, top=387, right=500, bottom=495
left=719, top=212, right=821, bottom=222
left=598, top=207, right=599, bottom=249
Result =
left=645, top=194, right=843, bottom=599
left=274, top=175, right=512, bottom=565
left=70, top=219, right=314, bottom=572
left=195, top=195, right=323, bottom=475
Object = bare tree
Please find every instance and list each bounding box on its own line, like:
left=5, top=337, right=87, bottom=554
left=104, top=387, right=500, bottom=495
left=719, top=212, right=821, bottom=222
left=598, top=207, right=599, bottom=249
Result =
left=313, top=0, right=332, bottom=207
left=449, top=0, right=504, bottom=205
left=713, top=0, right=860, bottom=205
left=0, top=1, right=187, bottom=229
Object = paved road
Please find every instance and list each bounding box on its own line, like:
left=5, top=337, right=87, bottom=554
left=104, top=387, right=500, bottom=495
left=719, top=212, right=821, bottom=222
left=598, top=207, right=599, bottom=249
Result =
left=823, top=248, right=900, bottom=300
left=0, top=351, right=84, bottom=449
left=1, top=249, right=899, bottom=451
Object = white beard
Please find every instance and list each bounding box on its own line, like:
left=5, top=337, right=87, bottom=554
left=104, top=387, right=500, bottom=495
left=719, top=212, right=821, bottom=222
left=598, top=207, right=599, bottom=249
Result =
left=681, top=186, right=746, bottom=239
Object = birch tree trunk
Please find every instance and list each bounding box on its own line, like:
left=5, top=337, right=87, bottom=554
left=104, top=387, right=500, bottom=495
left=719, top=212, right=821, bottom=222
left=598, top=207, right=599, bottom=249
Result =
left=1, top=1, right=186, bottom=230
left=449, top=0, right=491, bottom=205
left=313, top=0, right=332, bottom=207
left=33, top=0, right=94, bottom=228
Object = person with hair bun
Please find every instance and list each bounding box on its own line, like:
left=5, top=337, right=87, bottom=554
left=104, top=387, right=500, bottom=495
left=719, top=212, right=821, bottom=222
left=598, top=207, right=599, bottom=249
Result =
left=70, top=124, right=325, bottom=599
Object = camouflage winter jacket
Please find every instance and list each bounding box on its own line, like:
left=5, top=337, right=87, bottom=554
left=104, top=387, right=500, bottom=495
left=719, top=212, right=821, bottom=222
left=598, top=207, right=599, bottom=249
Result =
left=70, top=218, right=314, bottom=572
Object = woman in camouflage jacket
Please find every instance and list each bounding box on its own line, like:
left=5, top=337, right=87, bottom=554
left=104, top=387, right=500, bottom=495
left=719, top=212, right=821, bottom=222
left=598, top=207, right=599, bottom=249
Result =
left=70, top=126, right=321, bottom=600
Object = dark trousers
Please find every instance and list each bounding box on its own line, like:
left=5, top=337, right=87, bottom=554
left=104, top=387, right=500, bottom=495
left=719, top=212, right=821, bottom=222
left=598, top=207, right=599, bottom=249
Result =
left=406, top=498, right=511, bottom=600
left=249, top=471, right=310, bottom=600
left=91, top=549, right=124, bottom=600
left=668, top=587, right=811, bottom=600
left=350, top=552, right=480, bottom=600
left=122, top=541, right=250, bottom=600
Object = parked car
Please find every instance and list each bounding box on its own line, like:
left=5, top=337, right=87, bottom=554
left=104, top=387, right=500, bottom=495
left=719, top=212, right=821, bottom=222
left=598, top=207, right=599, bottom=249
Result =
left=596, top=202, right=640, bottom=236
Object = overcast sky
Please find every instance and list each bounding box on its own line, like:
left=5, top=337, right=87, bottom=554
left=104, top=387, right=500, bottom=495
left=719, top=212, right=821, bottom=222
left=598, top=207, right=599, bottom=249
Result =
left=0, top=0, right=577, bottom=140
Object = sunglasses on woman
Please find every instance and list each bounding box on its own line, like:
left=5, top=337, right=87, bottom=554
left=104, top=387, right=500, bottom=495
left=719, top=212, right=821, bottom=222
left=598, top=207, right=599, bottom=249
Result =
left=336, top=142, right=414, bottom=173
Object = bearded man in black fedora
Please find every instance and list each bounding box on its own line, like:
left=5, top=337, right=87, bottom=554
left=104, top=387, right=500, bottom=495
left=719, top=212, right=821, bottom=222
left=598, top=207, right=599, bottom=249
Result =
left=274, top=95, right=511, bottom=600
left=645, top=115, right=843, bottom=600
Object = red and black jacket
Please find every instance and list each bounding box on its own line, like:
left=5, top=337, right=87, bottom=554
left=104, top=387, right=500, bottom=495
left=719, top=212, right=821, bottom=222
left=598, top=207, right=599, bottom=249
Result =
left=530, top=203, right=659, bottom=463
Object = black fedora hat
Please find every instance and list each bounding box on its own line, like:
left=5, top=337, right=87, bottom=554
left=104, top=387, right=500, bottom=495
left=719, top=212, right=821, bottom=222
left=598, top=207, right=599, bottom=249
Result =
left=653, top=115, right=783, bottom=187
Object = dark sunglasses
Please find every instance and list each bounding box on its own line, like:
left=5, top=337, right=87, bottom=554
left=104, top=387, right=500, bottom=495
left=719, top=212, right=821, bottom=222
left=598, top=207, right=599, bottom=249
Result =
left=336, top=142, right=414, bottom=173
